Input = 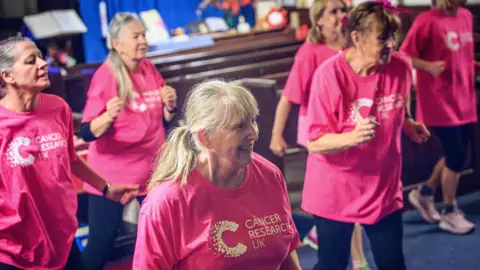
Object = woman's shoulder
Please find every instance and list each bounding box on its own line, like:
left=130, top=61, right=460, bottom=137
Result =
left=313, top=51, right=343, bottom=77
left=250, top=153, right=283, bottom=180
left=140, top=181, right=185, bottom=220
left=92, top=61, right=115, bottom=78
left=294, top=42, right=323, bottom=60
left=39, top=93, right=71, bottom=114
left=390, top=51, right=413, bottom=72
left=458, top=7, right=473, bottom=18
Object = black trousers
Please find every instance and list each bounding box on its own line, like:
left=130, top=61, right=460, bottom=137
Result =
left=82, top=194, right=145, bottom=270
left=313, top=210, right=406, bottom=270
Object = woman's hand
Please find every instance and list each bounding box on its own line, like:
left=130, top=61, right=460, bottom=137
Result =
left=160, top=86, right=177, bottom=111
left=106, top=97, right=124, bottom=119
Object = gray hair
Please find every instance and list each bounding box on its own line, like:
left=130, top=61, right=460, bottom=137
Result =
left=107, top=12, right=141, bottom=103
left=0, top=36, right=32, bottom=93
left=148, top=80, right=260, bottom=189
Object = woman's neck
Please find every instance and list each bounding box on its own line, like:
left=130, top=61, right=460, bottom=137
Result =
left=196, top=153, right=246, bottom=189
left=345, top=49, right=378, bottom=76
left=444, top=5, right=459, bottom=16
left=325, top=36, right=347, bottom=51
left=0, top=88, right=38, bottom=113
left=121, top=57, right=141, bottom=73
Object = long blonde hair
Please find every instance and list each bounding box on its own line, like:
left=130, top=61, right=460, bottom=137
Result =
left=107, top=12, right=139, bottom=103
left=148, top=80, right=259, bottom=190
left=307, top=0, right=346, bottom=43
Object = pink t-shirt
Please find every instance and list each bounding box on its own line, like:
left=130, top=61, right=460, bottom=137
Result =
left=133, top=153, right=300, bottom=270
left=82, top=58, right=166, bottom=195
left=282, top=42, right=338, bottom=147
left=400, top=7, right=477, bottom=126
left=0, top=94, right=77, bottom=269
left=302, top=52, right=412, bottom=224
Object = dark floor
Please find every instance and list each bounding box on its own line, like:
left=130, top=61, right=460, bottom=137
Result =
left=297, top=191, right=480, bottom=270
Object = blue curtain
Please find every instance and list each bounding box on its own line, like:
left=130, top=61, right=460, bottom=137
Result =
left=79, top=0, right=255, bottom=64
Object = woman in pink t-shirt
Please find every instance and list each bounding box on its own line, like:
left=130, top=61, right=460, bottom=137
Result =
left=303, top=2, right=430, bottom=269
left=0, top=37, right=138, bottom=270
left=400, top=0, right=476, bottom=235
left=132, top=80, right=301, bottom=270
left=79, top=13, right=178, bottom=270
left=270, top=0, right=346, bottom=153
left=270, top=1, right=368, bottom=265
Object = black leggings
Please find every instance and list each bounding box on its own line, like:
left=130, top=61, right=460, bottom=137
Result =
left=432, top=124, right=474, bottom=172
left=0, top=241, right=84, bottom=270
left=313, top=210, right=406, bottom=270
left=82, top=195, right=145, bottom=270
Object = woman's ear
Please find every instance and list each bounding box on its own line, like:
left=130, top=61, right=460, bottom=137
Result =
left=195, top=129, right=213, bottom=150
left=350, top=30, right=361, bottom=47
left=111, top=39, right=121, bottom=53
left=0, top=70, right=14, bottom=86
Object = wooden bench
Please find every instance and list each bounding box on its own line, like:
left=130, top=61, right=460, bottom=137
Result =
left=158, top=45, right=300, bottom=78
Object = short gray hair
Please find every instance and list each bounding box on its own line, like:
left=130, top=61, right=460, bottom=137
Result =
left=0, top=36, right=32, bottom=91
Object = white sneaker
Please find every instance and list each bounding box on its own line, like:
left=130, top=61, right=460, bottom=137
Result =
left=408, top=188, right=441, bottom=223
left=439, top=209, right=475, bottom=235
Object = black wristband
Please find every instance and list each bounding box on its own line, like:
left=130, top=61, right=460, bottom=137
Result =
left=166, top=106, right=178, bottom=114
left=79, top=122, right=98, bottom=142
left=405, top=113, right=414, bottom=119
left=102, top=183, right=111, bottom=196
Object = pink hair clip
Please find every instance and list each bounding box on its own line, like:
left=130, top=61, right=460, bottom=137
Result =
left=341, top=16, right=348, bottom=26
left=375, top=0, right=412, bottom=17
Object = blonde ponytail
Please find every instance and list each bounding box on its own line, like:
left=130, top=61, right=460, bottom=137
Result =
left=148, top=126, right=199, bottom=191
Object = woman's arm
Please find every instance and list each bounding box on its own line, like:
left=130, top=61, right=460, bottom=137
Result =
left=306, top=132, right=356, bottom=155
left=71, top=155, right=138, bottom=204
left=307, top=117, right=378, bottom=155
left=280, top=250, right=302, bottom=270
left=87, top=96, right=124, bottom=139
left=270, top=96, right=292, bottom=156
left=87, top=112, right=114, bottom=138
left=163, top=107, right=176, bottom=122
left=411, top=57, right=445, bottom=77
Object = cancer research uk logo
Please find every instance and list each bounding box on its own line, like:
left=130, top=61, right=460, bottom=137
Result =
left=347, top=98, right=374, bottom=123
left=5, top=137, right=35, bottom=167
left=209, top=214, right=293, bottom=258
left=128, top=90, right=162, bottom=112
left=5, top=133, right=67, bottom=168
left=347, top=94, right=405, bottom=123
left=446, top=31, right=473, bottom=52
